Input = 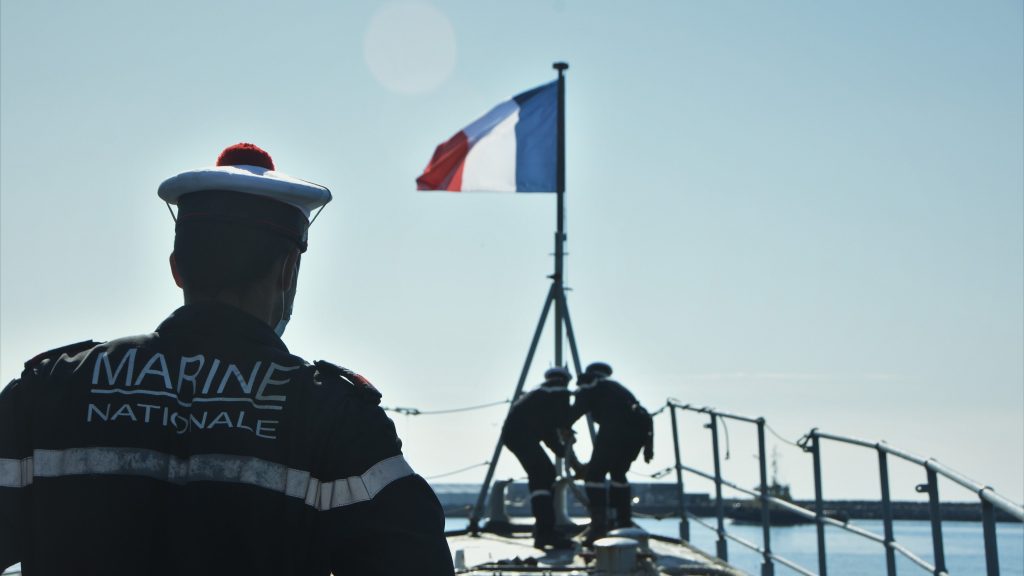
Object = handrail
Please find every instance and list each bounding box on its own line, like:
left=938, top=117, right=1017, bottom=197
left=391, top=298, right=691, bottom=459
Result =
left=807, top=430, right=1024, bottom=523
left=677, top=509, right=935, bottom=576
left=687, top=514, right=765, bottom=558
left=669, top=401, right=762, bottom=425
left=980, top=488, right=1024, bottom=522
left=665, top=401, right=1024, bottom=576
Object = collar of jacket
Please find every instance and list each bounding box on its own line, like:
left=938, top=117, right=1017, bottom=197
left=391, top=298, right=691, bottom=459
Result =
left=155, top=301, right=289, bottom=353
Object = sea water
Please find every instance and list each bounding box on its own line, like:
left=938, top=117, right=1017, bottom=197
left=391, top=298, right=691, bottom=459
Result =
left=443, top=517, right=1024, bottom=575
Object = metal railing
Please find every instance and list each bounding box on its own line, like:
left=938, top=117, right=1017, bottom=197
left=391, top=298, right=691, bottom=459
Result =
left=666, top=401, right=1024, bottom=576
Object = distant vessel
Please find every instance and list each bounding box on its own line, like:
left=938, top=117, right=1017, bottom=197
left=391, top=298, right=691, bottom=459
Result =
left=724, top=479, right=851, bottom=527
left=724, top=449, right=849, bottom=526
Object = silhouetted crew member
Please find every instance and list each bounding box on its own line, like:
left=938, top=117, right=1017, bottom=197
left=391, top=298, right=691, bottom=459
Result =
left=502, top=367, right=574, bottom=550
left=0, top=144, right=454, bottom=575
left=569, top=362, right=653, bottom=541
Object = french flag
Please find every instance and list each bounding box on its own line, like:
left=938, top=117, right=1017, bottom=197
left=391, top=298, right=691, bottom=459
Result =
left=416, top=81, right=558, bottom=192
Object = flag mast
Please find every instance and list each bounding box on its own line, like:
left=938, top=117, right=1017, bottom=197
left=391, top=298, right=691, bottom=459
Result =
left=469, top=62, right=592, bottom=534
left=552, top=62, right=590, bottom=435
left=553, top=62, right=568, bottom=367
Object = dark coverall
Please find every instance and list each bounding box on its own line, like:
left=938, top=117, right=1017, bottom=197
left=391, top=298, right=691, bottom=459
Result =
left=568, top=378, right=653, bottom=530
left=501, top=383, right=570, bottom=537
left=0, top=302, right=454, bottom=576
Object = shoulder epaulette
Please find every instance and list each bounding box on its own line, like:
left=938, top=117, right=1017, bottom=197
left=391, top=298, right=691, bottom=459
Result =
left=313, top=360, right=382, bottom=405
left=25, top=339, right=98, bottom=371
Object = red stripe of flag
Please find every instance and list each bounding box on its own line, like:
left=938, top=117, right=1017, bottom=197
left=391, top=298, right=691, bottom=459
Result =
left=416, top=132, right=469, bottom=191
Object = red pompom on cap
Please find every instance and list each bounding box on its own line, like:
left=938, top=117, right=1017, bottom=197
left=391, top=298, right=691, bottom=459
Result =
left=217, top=143, right=275, bottom=171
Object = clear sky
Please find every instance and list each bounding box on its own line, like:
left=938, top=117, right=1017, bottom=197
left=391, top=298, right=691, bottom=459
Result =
left=2, top=0, right=1021, bottom=504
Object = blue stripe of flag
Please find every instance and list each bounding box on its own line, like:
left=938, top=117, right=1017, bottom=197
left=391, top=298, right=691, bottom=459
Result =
left=513, top=81, right=558, bottom=192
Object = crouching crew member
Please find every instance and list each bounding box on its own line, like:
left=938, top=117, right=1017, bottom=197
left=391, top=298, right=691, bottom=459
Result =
left=0, top=144, right=453, bottom=575
left=501, top=367, right=575, bottom=550
left=569, top=362, right=654, bottom=542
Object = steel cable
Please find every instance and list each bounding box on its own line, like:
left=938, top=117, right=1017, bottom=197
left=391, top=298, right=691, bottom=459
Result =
left=765, top=422, right=802, bottom=448
left=383, top=398, right=510, bottom=416
left=424, top=461, right=491, bottom=480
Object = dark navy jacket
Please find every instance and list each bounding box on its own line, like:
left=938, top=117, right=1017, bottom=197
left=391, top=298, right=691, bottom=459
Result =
left=0, top=302, right=453, bottom=575
left=501, top=384, right=570, bottom=454
left=569, top=378, right=647, bottom=431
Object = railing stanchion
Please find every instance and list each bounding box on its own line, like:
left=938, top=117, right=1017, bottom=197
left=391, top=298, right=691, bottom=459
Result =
left=981, top=495, right=1000, bottom=576
left=918, top=467, right=947, bottom=575
left=670, top=403, right=690, bottom=541
left=877, top=447, right=897, bottom=576
left=709, top=413, right=728, bottom=561
left=810, top=431, right=827, bottom=576
left=756, top=418, right=774, bottom=576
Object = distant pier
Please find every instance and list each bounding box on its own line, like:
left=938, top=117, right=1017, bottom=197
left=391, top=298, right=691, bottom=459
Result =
left=434, top=482, right=1023, bottom=523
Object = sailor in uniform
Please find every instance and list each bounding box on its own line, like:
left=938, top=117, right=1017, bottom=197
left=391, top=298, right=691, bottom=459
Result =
left=501, top=367, right=575, bottom=550
left=569, top=362, right=653, bottom=543
left=0, top=144, right=454, bottom=575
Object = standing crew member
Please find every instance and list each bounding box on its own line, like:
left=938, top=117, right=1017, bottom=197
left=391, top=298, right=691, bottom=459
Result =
left=569, top=362, right=653, bottom=542
left=0, top=144, right=454, bottom=575
left=502, top=367, right=575, bottom=550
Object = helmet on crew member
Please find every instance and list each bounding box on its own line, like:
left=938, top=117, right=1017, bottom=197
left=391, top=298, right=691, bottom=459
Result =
left=544, top=366, right=573, bottom=386
left=584, top=362, right=612, bottom=379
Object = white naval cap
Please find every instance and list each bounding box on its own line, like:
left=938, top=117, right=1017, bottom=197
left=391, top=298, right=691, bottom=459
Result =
left=158, top=143, right=332, bottom=252
left=158, top=143, right=332, bottom=219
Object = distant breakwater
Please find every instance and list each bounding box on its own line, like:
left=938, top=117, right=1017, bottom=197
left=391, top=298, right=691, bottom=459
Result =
left=434, top=483, right=1022, bottom=523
